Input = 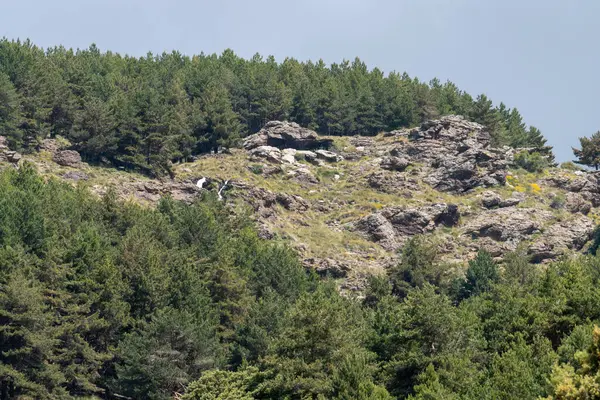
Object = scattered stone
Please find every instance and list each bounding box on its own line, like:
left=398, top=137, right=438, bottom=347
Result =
left=480, top=190, right=523, bottom=208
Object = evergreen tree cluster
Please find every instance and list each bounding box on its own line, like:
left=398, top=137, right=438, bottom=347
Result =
left=0, top=165, right=600, bottom=399
left=0, top=39, right=551, bottom=176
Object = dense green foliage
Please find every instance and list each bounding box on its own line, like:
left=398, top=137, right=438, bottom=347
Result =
left=1, top=165, right=600, bottom=399
left=0, top=39, right=552, bottom=176
left=573, top=131, right=600, bottom=170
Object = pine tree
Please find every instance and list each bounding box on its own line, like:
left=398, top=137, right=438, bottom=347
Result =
left=573, top=131, right=600, bottom=170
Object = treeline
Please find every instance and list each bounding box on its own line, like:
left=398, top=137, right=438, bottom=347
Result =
left=0, top=165, right=598, bottom=399
left=0, top=39, right=551, bottom=176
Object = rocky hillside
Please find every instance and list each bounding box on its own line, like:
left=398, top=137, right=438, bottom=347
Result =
left=1, top=116, right=597, bottom=291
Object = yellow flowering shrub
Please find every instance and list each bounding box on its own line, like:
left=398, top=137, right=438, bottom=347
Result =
left=530, top=183, right=542, bottom=194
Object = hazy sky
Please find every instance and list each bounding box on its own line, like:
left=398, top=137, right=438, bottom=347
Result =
left=2, top=0, right=598, bottom=162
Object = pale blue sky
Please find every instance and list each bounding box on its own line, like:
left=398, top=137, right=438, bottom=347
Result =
left=2, top=0, right=598, bottom=162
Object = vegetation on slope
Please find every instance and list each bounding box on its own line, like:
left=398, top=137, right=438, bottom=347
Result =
left=1, top=165, right=600, bottom=399
left=0, top=39, right=551, bottom=176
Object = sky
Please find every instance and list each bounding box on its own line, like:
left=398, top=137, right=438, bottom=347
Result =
left=1, top=0, right=598, bottom=162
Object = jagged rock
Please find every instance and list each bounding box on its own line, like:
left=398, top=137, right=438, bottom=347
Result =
left=565, top=192, right=592, bottom=214
left=62, top=171, right=89, bottom=181
left=355, top=203, right=459, bottom=251
left=249, top=146, right=282, bottom=164
left=53, top=150, right=82, bottom=167
left=528, top=216, right=595, bottom=262
left=281, top=148, right=297, bottom=165
left=243, top=121, right=332, bottom=150
left=315, top=149, right=344, bottom=163
left=5, top=151, right=21, bottom=163
left=387, top=116, right=510, bottom=193
left=354, top=213, right=399, bottom=251
left=480, top=191, right=523, bottom=209
left=350, top=137, right=374, bottom=147
left=380, top=156, right=410, bottom=171
left=465, top=208, right=553, bottom=246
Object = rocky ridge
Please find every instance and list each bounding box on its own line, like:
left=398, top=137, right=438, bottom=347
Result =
left=1, top=116, right=598, bottom=291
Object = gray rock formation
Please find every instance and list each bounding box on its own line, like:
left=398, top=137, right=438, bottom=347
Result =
left=387, top=116, right=511, bottom=193
left=465, top=207, right=551, bottom=243
left=249, top=146, right=283, bottom=164
left=380, top=156, right=410, bottom=171
left=528, top=216, right=595, bottom=262
left=480, top=191, right=523, bottom=209
left=355, top=203, right=460, bottom=251
left=53, top=150, right=82, bottom=167
left=315, top=149, right=344, bottom=163
left=243, top=121, right=333, bottom=150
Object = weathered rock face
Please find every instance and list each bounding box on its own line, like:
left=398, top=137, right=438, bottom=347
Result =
left=53, top=150, right=82, bottom=167
left=465, top=207, right=551, bottom=243
left=565, top=192, right=592, bottom=214
left=243, top=121, right=333, bottom=150
left=387, top=116, right=511, bottom=193
left=543, top=172, right=600, bottom=208
left=355, top=203, right=460, bottom=251
left=480, top=191, right=523, bottom=209
left=528, top=216, right=595, bottom=263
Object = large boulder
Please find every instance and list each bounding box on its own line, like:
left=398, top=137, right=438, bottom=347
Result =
left=53, top=150, right=82, bottom=167
left=243, top=121, right=333, bottom=150
left=249, top=146, right=282, bottom=164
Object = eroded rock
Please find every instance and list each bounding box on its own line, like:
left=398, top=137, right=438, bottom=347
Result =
left=528, top=216, right=595, bottom=262
left=53, top=150, right=82, bottom=167
left=243, top=121, right=332, bottom=150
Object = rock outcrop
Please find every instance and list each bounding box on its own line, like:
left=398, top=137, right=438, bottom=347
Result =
left=355, top=203, right=460, bottom=251
left=244, top=121, right=333, bottom=150
left=528, top=216, right=595, bottom=262
left=386, top=116, right=511, bottom=193
left=53, top=150, right=83, bottom=167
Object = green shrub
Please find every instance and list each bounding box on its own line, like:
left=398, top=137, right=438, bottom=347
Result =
left=550, top=193, right=566, bottom=209
left=514, top=151, right=548, bottom=173
left=248, top=164, right=263, bottom=175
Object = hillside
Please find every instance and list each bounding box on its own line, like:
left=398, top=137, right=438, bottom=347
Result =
left=2, top=115, right=600, bottom=399
left=2, top=115, right=593, bottom=292
left=5, top=40, right=600, bottom=400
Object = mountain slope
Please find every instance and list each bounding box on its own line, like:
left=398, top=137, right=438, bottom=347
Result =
left=2, top=116, right=594, bottom=292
